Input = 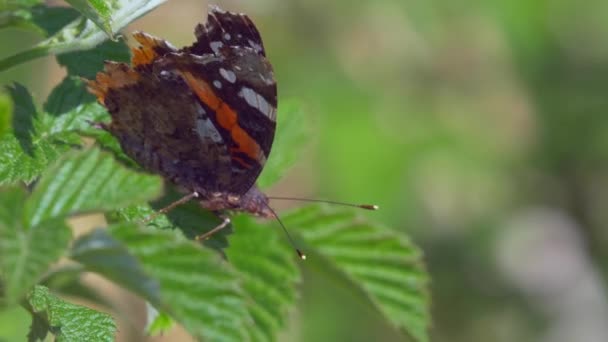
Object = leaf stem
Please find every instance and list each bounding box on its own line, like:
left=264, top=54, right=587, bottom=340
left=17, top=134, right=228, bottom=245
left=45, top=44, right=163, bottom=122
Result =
left=0, top=46, right=50, bottom=72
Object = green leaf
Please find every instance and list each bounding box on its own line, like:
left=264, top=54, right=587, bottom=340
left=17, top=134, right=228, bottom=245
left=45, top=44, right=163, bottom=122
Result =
left=0, top=305, right=32, bottom=342
left=85, top=127, right=136, bottom=167
left=258, top=99, right=310, bottom=188
left=0, top=0, right=167, bottom=71
left=43, top=76, right=106, bottom=122
left=25, top=148, right=163, bottom=227
left=28, top=6, right=79, bottom=36
left=0, top=187, right=72, bottom=305
left=26, top=285, right=115, bottom=341
left=71, top=224, right=252, bottom=342
left=70, top=228, right=160, bottom=304
left=226, top=216, right=300, bottom=341
left=283, top=205, right=430, bottom=342
left=145, top=305, right=174, bottom=336
left=64, top=0, right=113, bottom=37
left=0, top=2, right=48, bottom=33
left=0, top=92, right=13, bottom=136
left=8, top=82, right=38, bottom=155
left=0, top=6, right=78, bottom=70
left=56, top=38, right=130, bottom=78
left=40, top=265, right=114, bottom=310
left=0, top=80, right=106, bottom=185
left=111, top=190, right=232, bottom=251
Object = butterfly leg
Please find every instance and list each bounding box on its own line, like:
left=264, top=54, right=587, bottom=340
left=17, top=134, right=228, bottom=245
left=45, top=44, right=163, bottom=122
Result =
left=195, top=214, right=231, bottom=241
left=143, top=191, right=199, bottom=223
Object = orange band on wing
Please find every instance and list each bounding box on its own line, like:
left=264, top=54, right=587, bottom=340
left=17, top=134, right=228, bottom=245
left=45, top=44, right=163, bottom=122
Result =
left=180, top=71, right=262, bottom=163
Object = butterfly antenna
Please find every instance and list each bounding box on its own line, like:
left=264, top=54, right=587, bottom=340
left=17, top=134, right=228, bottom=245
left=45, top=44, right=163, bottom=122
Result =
left=263, top=203, right=306, bottom=260
left=267, top=196, right=379, bottom=211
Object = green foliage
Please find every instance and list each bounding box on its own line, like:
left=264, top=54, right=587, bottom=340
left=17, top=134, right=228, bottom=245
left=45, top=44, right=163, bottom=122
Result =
left=145, top=307, right=174, bottom=336
left=0, top=79, right=108, bottom=185
left=0, top=187, right=71, bottom=305
left=283, top=205, right=430, bottom=341
left=226, top=216, right=300, bottom=341
left=73, top=224, right=251, bottom=341
left=64, top=0, right=113, bottom=37
left=0, top=2, right=430, bottom=342
left=0, top=0, right=166, bottom=71
left=0, top=93, right=10, bottom=135
left=26, top=148, right=163, bottom=226
left=26, top=285, right=115, bottom=341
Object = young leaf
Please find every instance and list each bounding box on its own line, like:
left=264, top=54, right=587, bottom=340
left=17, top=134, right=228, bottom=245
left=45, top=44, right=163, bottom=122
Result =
left=64, top=0, right=113, bottom=38
left=282, top=205, right=430, bottom=342
left=0, top=80, right=105, bottom=185
left=71, top=224, right=251, bottom=342
left=24, top=148, right=163, bottom=227
left=145, top=305, right=174, bottom=336
left=26, top=285, right=115, bottom=341
left=257, top=99, right=310, bottom=189
left=0, top=187, right=72, bottom=305
left=225, top=215, right=300, bottom=341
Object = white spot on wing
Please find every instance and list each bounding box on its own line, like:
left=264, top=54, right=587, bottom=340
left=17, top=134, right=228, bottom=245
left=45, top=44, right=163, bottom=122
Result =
left=210, top=41, right=223, bottom=54
left=259, top=73, right=274, bottom=85
left=247, top=39, right=263, bottom=53
left=196, top=104, right=206, bottom=116
left=224, top=33, right=231, bottom=40
left=213, top=80, right=222, bottom=89
left=195, top=109, right=223, bottom=144
left=238, top=87, right=276, bottom=121
left=164, top=40, right=177, bottom=50
left=219, top=68, right=237, bottom=83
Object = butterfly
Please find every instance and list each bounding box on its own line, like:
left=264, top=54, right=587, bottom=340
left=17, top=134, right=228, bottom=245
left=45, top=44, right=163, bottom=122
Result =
left=87, top=5, right=375, bottom=258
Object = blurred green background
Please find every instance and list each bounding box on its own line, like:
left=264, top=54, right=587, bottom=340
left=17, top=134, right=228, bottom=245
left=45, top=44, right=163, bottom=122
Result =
left=3, top=0, right=608, bottom=341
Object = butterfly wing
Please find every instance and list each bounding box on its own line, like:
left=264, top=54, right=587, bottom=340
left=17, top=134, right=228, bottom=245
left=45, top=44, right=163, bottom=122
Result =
left=165, top=48, right=277, bottom=195
left=87, top=6, right=276, bottom=197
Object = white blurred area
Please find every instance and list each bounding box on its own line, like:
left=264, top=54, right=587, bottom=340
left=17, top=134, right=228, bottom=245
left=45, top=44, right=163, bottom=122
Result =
left=497, top=208, right=608, bottom=342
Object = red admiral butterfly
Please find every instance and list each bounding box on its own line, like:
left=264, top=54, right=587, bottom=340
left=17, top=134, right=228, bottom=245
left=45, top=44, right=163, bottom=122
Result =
left=86, top=5, right=376, bottom=259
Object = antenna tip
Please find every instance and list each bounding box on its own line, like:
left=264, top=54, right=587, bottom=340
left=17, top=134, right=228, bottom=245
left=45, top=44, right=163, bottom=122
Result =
left=297, top=249, right=307, bottom=260
left=360, top=204, right=379, bottom=210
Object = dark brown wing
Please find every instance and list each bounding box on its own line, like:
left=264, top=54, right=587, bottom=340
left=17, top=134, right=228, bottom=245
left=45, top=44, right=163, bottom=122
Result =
left=90, top=60, right=234, bottom=195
